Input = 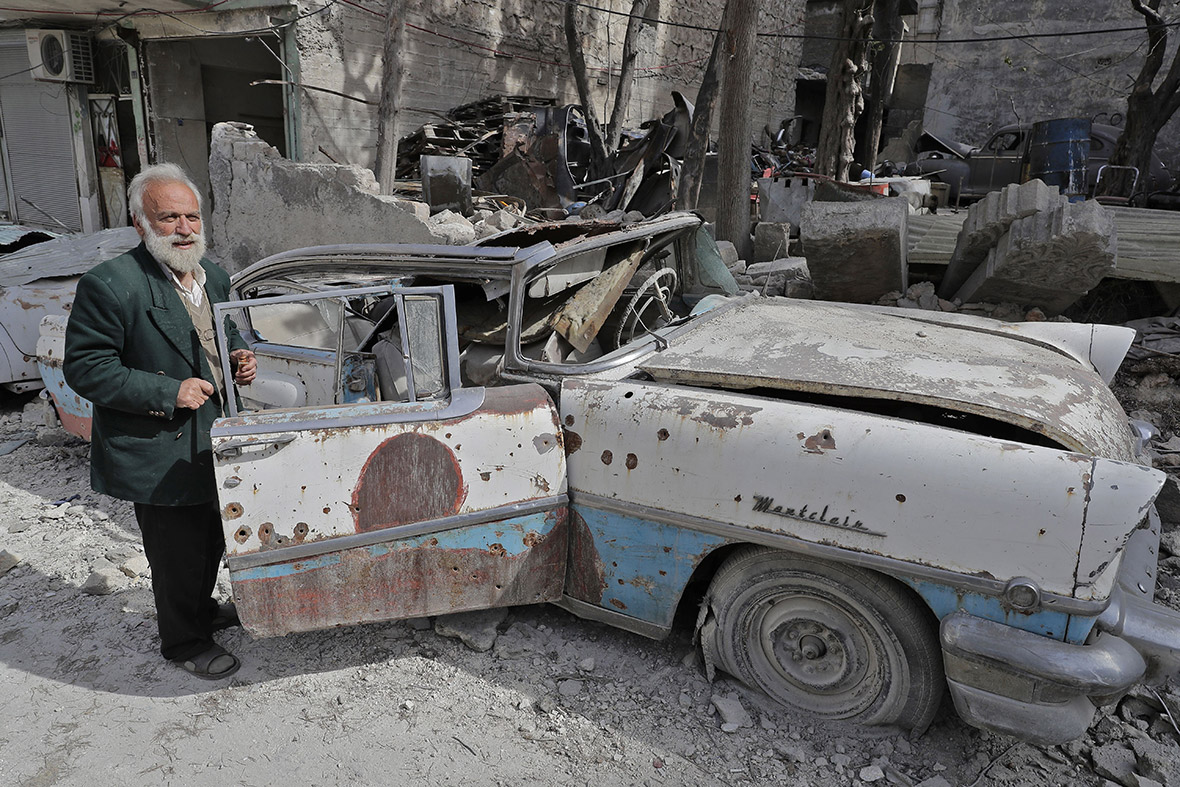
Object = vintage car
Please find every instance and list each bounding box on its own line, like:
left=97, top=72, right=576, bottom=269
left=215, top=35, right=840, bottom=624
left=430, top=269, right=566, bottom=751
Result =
left=905, top=122, right=1172, bottom=203
left=48, top=212, right=1180, bottom=744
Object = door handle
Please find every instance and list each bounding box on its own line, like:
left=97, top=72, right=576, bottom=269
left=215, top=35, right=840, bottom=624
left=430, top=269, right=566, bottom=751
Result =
left=214, top=433, right=297, bottom=458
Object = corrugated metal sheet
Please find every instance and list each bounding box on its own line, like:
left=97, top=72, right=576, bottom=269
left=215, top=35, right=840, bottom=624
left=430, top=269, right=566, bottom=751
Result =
left=0, top=31, right=82, bottom=232
left=0, top=225, right=137, bottom=287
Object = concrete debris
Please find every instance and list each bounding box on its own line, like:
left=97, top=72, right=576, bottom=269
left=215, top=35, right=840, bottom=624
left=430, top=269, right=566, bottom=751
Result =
left=81, top=567, right=126, bottom=596
left=953, top=196, right=1115, bottom=314
left=736, top=258, right=812, bottom=298
left=119, top=554, right=150, bottom=578
left=800, top=195, right=909, bottom=303
left=433, top=608, right=507, bottom=652
left=0, top=549, right=21, bottom=575
left=427, top=210, right=478, bottom=245
left=557, top=679, right=583, bottom=697
left=914, top=778, right=952, bottom=787
left=753, top=221, right=792, bottom=262
left=1130, top=737, right=1180, bottom=786
left=939, top=179, right=1059, bottom=299
left=715, top=240, right=740, bottom=270
left=860, top=764, right=886, bottom=782
left=1091, top=743, right=1138, bottom=786
left=208, top=122, right=437, bottom=274
left=710, top=693, right=752, bottom=731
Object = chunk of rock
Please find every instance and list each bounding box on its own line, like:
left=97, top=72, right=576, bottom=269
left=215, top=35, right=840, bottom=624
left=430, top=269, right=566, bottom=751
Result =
left=493, top=622, right=544, bottom=659
left=1131, top=737, right=1180, bottom=786
left=753, top=222, right=792, bottom=262
left=773, top=742, right=807, bottom=763
left=800, top=196, right=908, bottom=303
left=427, top=210, right=477, bottom=245
left=0, top=549, right=21, bottom=575
left=82, top=567, right=127, bottom=596
left=710, top=693, right=752, bottom=730
left=557, top=679, right=583, bottom=697
left=860, top=764, right=886, bottom=783
left=119, top=555, right=151, bottom=578
left=433, top=608, right=507, bottom=652
left=1091, top=743, right=1138, bottom=786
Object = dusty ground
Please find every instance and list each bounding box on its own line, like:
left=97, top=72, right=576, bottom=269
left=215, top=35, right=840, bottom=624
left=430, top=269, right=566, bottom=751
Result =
left=1, top=391, right=1179, bottom=787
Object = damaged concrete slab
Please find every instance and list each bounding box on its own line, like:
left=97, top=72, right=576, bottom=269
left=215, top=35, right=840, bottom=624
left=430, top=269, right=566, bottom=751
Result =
left=950, top=192, right=1116, bottom=315
left=938, top=180, right=1059, bottom=300
left=208, top=122, right=438, bottom=274
left=799, top=196, right=909, bottom=303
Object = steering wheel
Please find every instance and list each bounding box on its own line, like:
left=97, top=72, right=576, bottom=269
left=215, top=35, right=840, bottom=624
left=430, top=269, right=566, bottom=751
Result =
left=614, top=267, right=678, bottom=348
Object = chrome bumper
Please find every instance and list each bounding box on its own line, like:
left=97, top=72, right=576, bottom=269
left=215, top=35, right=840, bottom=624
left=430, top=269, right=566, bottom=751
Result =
left=941, top=510, right=1180, bottom=744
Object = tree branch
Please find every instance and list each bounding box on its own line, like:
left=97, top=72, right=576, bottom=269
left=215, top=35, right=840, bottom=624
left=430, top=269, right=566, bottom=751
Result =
left=564, top=2, right=611, bottom=180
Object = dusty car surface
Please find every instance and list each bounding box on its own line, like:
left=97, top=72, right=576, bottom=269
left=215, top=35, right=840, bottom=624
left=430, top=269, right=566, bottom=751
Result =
left=906, top=122, right=1172, bottom=203
left=61, top=210, right=1166, bottom=745
left=2, top=227, right=139, bottom=397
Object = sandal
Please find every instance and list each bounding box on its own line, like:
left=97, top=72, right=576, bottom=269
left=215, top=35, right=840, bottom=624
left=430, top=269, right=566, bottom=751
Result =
left=212, top=602, right=241, bottom=632
left=175, top=643, right=241, bottom=680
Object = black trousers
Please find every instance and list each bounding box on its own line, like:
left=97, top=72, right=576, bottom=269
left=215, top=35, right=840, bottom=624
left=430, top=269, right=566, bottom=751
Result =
left=134, top=500, right=225, bottom=662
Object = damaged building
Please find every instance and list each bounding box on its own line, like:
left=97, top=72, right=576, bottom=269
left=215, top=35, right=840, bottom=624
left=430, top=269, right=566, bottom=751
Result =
left=0, top=0, right=804, bottom=234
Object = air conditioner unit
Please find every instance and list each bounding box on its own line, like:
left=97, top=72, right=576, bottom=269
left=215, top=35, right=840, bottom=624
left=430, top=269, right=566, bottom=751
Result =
left=26, top=30, right=95, bottom=84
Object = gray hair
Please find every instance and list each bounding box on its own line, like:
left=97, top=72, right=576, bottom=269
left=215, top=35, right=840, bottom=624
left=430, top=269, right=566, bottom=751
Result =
left=127, top=163, right=202, bottom=224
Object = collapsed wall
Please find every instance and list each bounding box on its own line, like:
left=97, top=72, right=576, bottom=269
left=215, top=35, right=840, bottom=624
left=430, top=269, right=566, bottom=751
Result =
left=208, top=122, right=438, bottom=274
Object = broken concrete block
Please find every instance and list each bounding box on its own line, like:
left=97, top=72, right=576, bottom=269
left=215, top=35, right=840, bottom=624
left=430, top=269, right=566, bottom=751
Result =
left=753, top=221, right=792, bottom=262
left=120, top=555, right=151, bottom=578
left=208, top=122, right=439, bottom=274
left=710, top=693, right=752, bottom=730
left=939, top=180, right=1061, bottom=299
left=800, top=196, right=908, bottom=303
left=82, top=567, right=126, bottom=596
left=434, top=608, right=507, bottom=652
left=427, top=210, right=477, bottom=245
left=747, top=258, right=812, bottom=298
left=0, top=549, right=21, bottom=575
left=715, top=240, right=740, bottom=269
left=953, top=198, right=1115, bottom=314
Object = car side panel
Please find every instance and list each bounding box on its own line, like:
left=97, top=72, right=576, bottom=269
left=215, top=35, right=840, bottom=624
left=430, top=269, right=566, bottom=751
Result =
left=212, top=383, right=569, bottom=636
left=560, top=379, right=1159, bottom=604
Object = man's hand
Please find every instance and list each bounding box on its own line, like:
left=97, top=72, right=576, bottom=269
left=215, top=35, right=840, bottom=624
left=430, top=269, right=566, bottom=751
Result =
left=231, top=349, right=257, bottom=385
left=177, top=377, right=215, bottom=409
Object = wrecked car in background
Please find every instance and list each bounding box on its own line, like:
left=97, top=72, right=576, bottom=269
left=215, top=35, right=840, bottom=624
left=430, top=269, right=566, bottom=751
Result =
left=0, top=227, right=138, bottom=396
left=907, top=122, right=1172, bottom=203
left=45, top=212, right=1180, bottom=744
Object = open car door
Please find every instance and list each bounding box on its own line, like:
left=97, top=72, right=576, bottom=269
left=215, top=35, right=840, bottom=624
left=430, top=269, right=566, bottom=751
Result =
left=210, top=284, right=568, bottom=637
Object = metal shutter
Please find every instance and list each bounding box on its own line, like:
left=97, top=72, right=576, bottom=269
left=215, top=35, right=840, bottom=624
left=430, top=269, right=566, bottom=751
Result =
left=0, top=31, right=82, bottom=232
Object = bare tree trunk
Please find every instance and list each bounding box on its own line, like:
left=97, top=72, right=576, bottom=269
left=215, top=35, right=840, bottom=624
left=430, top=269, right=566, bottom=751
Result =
left=716, top=0, right=759, bottom=254
left=677, top=4, right=732, bottom=211
left=606, top=0, right=654, bottom=152
left=815, top=0, right=874, bottom=181
left=564, top=3, right=611, bottom=180
left=374, top=0, right=407, bottom=195
left=856, top=0, right=902, bottom=173
left=1100, top=0, right=1180, bottom=198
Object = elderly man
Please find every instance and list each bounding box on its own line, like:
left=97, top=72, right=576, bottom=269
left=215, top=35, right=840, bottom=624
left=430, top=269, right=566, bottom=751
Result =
left=65, top=163, right=256, bottom=680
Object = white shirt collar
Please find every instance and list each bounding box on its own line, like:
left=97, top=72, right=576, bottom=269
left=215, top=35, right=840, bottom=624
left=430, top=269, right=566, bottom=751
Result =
left=157, top=260, right=206, bottom=307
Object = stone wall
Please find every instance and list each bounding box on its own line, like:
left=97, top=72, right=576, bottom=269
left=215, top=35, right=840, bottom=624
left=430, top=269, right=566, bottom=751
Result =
left=207, top=123, right=437, bottom=274
left=294, top=0, right=805, bottom=170
left=923, top=0, right=1180, bottom=171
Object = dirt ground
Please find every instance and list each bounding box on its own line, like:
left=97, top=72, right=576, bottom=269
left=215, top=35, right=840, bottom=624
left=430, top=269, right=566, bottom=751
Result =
left=1, top=391, right=1179, bottom=787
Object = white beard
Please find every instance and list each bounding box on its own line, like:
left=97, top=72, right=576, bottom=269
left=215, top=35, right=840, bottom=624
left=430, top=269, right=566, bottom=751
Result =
left=144, top=224, right=206, bottom=275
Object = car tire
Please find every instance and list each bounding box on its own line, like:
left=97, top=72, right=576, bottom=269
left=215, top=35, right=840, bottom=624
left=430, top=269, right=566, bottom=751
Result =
left=705, top=547, right=944, bottom=732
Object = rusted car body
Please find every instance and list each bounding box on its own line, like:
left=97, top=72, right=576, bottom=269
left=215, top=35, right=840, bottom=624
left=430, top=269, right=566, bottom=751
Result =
left=3, top=227, right=139, bottom=396
left=48, top=212, right=1180, bottom=744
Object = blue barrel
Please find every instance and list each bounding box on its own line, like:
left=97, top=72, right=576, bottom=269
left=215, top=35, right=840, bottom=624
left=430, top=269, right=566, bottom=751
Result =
left=1025, top=118, right=1091, bottom=201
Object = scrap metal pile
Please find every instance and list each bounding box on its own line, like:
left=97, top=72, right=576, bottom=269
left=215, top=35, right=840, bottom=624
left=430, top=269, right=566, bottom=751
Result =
left=396, top=93, right=709, bottom=219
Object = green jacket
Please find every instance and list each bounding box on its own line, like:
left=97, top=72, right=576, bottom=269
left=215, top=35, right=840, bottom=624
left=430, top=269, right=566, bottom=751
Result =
left=64, top=243, right=248, bottom=506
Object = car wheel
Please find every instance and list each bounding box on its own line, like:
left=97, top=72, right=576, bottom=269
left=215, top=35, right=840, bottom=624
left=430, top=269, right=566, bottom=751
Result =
left=705, top=547, right=944, bottom=732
